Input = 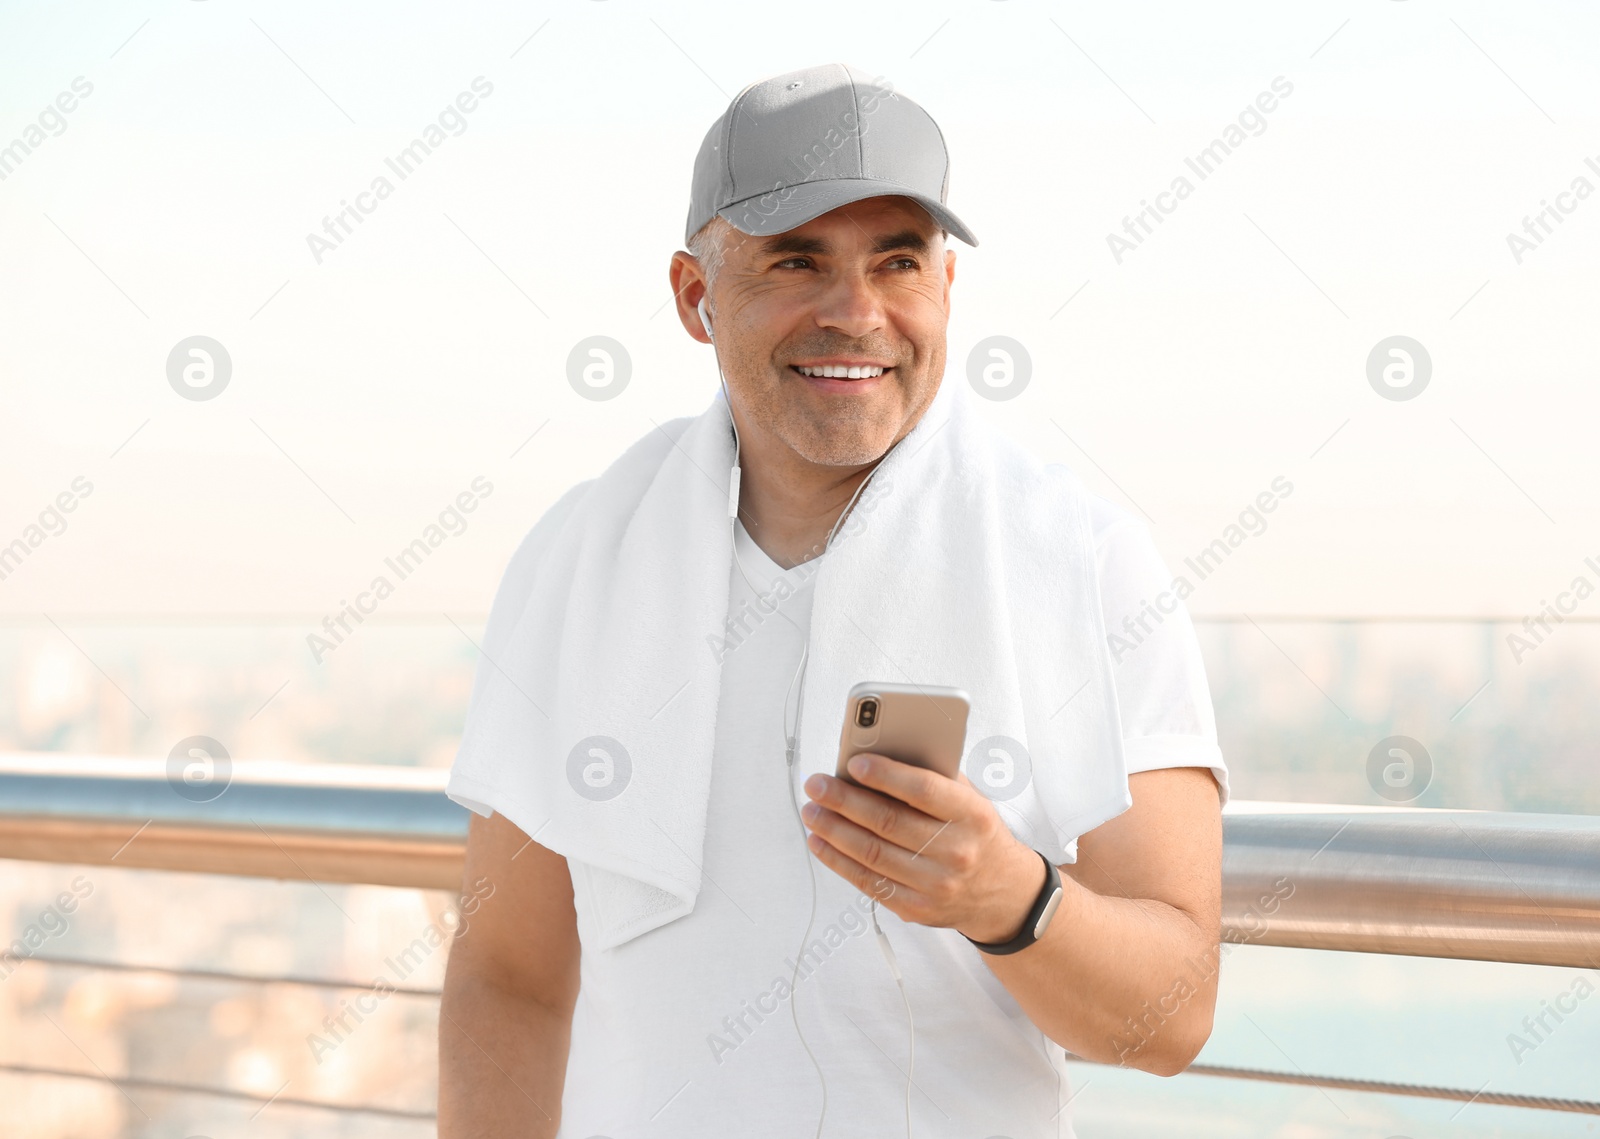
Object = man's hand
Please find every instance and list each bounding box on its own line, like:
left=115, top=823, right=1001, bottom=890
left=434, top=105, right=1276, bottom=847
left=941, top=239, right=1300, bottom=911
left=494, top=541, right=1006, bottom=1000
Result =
left=800, top=752, right=1045, bottom=943
left=806, top=760, right=1223, bottom=1075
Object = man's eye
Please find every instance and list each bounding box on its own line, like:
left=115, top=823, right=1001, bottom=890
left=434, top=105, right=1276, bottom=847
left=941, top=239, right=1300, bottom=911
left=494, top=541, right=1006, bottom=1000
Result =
left=771, top=256, right=918, bottom=271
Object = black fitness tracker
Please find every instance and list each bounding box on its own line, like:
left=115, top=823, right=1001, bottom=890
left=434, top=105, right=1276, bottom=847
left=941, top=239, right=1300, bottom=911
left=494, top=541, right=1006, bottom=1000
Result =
left=962, top=849, right=1062, bottom=956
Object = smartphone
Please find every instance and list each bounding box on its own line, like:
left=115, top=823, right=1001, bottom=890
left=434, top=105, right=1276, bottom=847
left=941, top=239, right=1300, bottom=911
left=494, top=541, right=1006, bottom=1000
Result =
left=835, top=681, right=971, bottom=788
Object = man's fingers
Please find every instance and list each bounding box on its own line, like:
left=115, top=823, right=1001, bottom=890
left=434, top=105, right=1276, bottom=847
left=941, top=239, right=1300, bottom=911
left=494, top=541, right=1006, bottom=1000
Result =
left=844, top=752, right=969, bottom=819
left=805, top=768, right=947, bottom=853
left=804, top=829, right=926, bottom=913
left=802, top=803, right=943, bottom=893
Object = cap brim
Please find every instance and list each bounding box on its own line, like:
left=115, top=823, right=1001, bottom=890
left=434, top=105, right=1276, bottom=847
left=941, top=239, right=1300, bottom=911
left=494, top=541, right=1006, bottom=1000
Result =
left=717, top=177, right=978, bottom=247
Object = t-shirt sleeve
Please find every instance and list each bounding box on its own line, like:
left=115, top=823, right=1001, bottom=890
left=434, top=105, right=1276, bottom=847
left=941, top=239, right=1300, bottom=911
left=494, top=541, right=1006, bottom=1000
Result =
left=447, top=479, right=594, bottom=822
left=1089, top=494, right=1230, bottom=806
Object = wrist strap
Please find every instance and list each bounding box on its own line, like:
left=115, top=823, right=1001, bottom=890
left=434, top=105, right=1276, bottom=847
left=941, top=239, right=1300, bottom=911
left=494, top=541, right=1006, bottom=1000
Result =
left=962, top=849, right=1062, bottom=956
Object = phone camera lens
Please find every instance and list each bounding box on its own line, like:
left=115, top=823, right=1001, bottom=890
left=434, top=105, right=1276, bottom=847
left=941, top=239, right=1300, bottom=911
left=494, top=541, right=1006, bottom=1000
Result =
left=856, top=698, right=879, bottom=728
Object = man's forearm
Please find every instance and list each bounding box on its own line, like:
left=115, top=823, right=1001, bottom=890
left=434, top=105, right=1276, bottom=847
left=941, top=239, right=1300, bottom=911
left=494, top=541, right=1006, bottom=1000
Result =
left=438, top=975, right=573, bottom=1137
left=798, top=758, right=1222, bottom=1073
left=974, top=842, right=1219, bottom=1075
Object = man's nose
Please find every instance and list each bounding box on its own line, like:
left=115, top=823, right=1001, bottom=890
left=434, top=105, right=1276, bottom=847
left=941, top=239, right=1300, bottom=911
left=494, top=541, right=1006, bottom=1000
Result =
left=813, top=273, right=887, bottom=340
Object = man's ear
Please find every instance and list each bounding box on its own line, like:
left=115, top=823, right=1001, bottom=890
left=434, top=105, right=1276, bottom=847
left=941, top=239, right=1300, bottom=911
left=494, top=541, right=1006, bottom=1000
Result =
left=668, top=250, right=713, bottom=345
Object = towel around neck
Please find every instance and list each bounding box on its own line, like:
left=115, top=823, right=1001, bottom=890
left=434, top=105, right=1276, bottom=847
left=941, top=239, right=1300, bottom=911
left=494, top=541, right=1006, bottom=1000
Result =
left=448, top=377, right=1129, bottom=951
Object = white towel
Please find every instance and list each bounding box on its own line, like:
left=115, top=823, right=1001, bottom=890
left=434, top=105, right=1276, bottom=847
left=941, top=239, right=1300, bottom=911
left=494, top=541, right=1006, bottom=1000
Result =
left=448, top=377, right=1129, bottom=952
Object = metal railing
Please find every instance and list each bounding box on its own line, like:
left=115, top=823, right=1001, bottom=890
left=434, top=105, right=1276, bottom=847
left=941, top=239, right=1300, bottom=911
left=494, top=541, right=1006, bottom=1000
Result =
left=3, top=755, right=1600, bottom=1121
left=0, top=757, right=466, bottom=889
left=4, top=756, right=1598, bottom=969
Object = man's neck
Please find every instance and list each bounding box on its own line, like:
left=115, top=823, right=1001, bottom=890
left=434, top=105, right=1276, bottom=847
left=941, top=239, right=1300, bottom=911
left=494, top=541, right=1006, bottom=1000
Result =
left=732, top=420, right=880, bottom=572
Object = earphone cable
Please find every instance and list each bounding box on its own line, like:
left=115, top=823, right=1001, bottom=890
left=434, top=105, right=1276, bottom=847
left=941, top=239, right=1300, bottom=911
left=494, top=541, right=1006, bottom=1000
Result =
left=713, top=338, right=832, bottom=1137
left=714, top=322, right=915, bottom=1139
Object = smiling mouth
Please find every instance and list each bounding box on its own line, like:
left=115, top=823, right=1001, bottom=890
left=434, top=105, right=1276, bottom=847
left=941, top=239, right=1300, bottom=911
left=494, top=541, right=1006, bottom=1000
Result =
left=792, top=364, right=889, bottom=379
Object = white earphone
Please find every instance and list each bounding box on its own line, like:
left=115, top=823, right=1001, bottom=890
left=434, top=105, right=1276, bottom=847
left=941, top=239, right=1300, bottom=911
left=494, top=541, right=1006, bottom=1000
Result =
left=698, top=296, right=714, bottom=341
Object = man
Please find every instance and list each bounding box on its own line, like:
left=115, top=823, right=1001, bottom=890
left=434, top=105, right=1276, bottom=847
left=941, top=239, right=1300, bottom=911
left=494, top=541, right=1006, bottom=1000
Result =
left=440, top=64, right=1227, bottom=1137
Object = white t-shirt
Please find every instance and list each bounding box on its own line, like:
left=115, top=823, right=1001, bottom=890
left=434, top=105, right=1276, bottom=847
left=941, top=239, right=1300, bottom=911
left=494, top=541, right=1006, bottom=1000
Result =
left=456, top=487, right=1227, bottom=1138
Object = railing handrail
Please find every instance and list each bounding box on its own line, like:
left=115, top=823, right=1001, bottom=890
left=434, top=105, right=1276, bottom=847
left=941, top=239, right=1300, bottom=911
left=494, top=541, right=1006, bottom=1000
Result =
left=2, top=754, right=1598, bottom=969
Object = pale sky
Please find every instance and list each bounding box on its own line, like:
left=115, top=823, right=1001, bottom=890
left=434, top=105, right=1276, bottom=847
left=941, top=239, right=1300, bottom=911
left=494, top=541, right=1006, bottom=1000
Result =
left=3, top=0, right=1598, bottom=619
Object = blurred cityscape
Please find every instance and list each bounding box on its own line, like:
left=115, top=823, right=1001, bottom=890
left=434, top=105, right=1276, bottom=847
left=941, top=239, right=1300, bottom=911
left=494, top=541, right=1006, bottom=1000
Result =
left=4, top=615, right=1597, bottom=811
left=2, top=617, right=1598, bottom=1135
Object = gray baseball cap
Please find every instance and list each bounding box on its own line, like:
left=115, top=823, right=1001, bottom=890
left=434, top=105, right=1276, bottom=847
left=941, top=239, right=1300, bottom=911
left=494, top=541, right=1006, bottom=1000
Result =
left=686, top=64, right=978, bottom=247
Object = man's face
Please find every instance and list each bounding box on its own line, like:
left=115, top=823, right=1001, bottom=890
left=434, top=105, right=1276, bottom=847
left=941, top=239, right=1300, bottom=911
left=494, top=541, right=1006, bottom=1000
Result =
left=682, top=196, right=956, bottom=468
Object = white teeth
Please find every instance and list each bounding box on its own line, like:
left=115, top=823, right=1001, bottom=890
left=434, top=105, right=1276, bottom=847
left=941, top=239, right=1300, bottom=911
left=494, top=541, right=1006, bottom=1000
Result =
left=798, top=365, right=885, bottom=378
